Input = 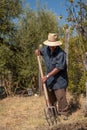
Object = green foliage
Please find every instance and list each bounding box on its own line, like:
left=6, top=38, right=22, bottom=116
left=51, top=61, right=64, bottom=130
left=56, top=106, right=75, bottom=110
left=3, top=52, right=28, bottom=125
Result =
left=78, top=74, right=87, bottom=93
left=0, top=0, right=23, bottom=95
left=0, top=44, right=12, bottom=71
left=0, top=0, right=23, bottom=37
left=68, top=36, right=87, bottom=94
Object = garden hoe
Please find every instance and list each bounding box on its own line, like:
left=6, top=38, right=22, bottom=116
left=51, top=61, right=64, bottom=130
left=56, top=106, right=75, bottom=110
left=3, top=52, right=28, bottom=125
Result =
left=37, top=55, right=58, bottom=126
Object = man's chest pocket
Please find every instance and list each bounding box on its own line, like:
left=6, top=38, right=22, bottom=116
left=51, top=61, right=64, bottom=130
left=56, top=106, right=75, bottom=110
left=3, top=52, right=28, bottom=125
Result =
left=45, top=57, right=50, bottom=67
left=51, top=58, right=57, bottom=68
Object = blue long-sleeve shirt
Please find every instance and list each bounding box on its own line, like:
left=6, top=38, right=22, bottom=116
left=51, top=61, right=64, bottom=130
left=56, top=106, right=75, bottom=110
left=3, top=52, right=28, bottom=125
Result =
left=40, top=46, right=68, bottom=90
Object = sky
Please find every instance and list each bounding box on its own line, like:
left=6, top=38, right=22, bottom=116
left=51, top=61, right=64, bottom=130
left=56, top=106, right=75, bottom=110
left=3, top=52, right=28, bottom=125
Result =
left=24, top=0, right=68, bottom=25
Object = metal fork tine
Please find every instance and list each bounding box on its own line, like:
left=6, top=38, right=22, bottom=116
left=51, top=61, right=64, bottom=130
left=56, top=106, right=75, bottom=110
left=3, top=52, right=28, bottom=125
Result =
left=44, top=106, right=58, bottom=126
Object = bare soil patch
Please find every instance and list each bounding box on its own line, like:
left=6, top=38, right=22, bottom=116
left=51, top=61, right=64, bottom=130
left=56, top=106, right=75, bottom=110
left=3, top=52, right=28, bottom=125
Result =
left=0, top=93, right=87, bottom=130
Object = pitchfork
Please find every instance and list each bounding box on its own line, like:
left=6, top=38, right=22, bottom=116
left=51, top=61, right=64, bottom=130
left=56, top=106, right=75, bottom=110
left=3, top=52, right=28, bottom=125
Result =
left=37, top=55, right=58, bottom=125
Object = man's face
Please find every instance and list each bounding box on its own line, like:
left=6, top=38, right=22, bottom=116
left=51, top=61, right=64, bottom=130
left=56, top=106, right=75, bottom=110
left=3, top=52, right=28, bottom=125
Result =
left=49, top=46, right=57, bottom=52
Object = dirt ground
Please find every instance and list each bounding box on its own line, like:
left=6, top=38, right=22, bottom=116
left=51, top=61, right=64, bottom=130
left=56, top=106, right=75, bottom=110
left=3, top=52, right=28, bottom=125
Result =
left=0, top=92, right=87, bottom=130
left=35, top=120, right=87, bottom=130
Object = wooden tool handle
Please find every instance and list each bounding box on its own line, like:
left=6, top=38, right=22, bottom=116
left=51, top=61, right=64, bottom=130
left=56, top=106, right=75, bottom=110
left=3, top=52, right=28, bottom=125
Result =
left=37, top=55, right=50, bottom=106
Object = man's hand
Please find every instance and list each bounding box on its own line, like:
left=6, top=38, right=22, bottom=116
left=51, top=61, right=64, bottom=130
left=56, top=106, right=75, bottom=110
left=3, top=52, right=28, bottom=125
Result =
left=42, top=75, right=48, bottom=83
left=35, top=49, right=41, bottom=56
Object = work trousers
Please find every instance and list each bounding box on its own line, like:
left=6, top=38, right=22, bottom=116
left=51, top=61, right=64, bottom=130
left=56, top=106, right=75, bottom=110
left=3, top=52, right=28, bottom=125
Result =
left=47, top=88, right=69, bottom=116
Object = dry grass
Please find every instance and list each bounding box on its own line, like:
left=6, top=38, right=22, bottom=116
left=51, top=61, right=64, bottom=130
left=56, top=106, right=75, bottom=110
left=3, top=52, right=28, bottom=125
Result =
left=0, top=93, right=87, bottom=130
left=0, top=95, right=46, bottom=130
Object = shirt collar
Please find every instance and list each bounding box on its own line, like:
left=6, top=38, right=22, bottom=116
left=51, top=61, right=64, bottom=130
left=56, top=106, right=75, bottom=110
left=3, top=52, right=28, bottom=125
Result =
left=47, top=46, right=60, bottom=56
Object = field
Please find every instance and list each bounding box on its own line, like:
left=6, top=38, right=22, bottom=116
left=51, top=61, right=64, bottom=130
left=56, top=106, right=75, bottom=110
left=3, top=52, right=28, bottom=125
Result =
left=0, top=93, right=87, bottom=130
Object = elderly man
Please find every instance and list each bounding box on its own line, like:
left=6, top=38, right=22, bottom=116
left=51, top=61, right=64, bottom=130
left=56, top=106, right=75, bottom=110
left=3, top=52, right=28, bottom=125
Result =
left=35, top=33, right=69, bottom=120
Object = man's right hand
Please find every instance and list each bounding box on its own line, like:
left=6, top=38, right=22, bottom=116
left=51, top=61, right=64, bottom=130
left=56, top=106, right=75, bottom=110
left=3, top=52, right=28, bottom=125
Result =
left=35, top=49, right=41, bottom=56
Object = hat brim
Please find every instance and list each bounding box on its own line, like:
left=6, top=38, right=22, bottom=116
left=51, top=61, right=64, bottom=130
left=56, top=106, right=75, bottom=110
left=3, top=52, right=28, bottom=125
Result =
left=43, top=40, right=62, bottom=46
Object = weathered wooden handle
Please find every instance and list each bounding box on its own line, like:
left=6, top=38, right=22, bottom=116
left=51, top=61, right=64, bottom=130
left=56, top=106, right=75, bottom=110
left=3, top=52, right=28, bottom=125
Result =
left=37, top=55, right=50, bottom=106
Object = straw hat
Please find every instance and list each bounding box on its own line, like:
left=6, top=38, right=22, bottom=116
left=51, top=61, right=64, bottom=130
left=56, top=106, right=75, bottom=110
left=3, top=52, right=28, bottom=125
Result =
left=43, top=33, right=62, bottom=46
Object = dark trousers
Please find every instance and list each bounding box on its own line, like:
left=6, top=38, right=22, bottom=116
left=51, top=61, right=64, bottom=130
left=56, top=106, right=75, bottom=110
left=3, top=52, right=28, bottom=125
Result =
left=47, top=88, right=69, bottom=116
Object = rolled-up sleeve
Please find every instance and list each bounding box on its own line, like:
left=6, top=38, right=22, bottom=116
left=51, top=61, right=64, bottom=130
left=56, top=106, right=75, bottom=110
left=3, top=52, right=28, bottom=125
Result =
left=56, top=52, right=66, bottom=70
